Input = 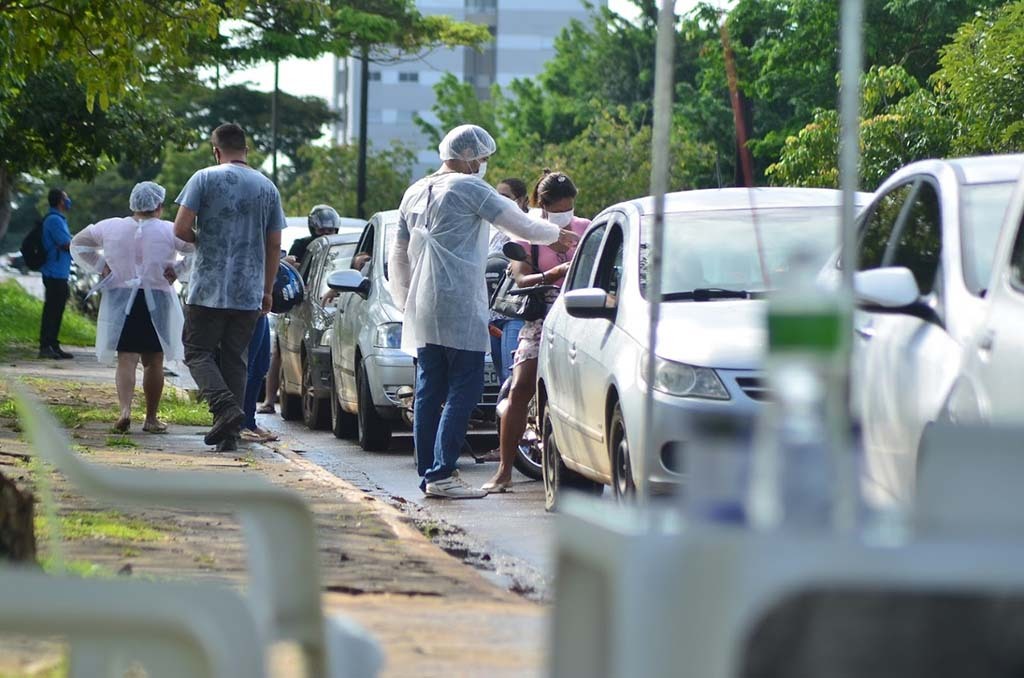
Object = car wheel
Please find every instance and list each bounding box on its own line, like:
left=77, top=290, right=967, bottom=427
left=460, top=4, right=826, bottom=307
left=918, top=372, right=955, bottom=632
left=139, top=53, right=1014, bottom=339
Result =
left=279, top=360, right=302, bottom=421
left=511, top=392, right=543, bottom=481
left=609, top=402, right=636, bottom=502
left=542, top=410, right=601, bottom=512
left=330, top=373, right=357, bottom=439
left=301, top=356, right=330, bottom=430
left=357, top=360, right=392, bottom=451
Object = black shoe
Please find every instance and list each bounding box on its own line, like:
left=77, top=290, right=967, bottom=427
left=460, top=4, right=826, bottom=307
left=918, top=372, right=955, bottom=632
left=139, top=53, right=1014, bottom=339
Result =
left=204, top=408, right=244, bottom=446
left=38, top=346, right=62, bottom=360
left=52, top=345, right=74, bottom=359
left=216, top=437, right=238, bottom=452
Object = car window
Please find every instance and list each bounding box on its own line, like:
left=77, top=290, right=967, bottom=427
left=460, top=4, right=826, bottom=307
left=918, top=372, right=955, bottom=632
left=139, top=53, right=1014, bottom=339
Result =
left=566, top=223, right=608, bottom=291
left=299, top=247, right=317, bottom=284
left=317, top=243, right=360, bottom=301
left=593, top=224, right=624, bottom=297
left=858, top=183, right=914, bottom=271
left=354, top=223, right=375, bottom=269
left=1009, top=210, right=1024, bottom=292
left=888, top=181, right=941, bottom=295
left=382, top=220, right=399, bottom=280
left=961, top=181, right=1018, bottom=295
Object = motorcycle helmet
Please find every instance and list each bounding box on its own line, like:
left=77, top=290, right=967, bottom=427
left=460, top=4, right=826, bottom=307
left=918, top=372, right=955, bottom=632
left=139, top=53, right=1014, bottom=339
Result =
left=308, top=204, right=341, bottom=236
left=272, top=260, right=305, bottom=314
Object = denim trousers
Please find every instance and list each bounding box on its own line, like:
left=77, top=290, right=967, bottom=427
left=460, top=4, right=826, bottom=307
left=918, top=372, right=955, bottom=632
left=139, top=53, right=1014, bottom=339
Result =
left=414, top=344, right=485, bottom=488
left=242, top=315, right=271, bottom=430
left=488, top=318, right=524, bottom=383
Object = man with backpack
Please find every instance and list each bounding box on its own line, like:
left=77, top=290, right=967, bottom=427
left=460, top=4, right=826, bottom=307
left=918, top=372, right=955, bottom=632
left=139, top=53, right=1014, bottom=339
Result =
left=37, top=188, right=74, bottom=359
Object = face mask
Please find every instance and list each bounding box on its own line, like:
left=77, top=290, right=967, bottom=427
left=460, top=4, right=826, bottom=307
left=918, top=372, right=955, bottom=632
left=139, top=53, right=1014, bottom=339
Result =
left=474, top=161, right=488, bottom=180
left=546, top=209, right=574, bottom=228
left=63, top=196, right=72, bottom=210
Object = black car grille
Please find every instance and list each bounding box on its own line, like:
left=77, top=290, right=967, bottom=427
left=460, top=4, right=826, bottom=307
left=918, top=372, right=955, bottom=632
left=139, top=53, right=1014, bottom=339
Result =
left=736, top=376, right=771, bottom=401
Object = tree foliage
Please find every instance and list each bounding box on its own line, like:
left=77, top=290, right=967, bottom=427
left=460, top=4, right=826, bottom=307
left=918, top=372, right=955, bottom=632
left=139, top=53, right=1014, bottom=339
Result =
left=283, top=143, right=416, bottom=218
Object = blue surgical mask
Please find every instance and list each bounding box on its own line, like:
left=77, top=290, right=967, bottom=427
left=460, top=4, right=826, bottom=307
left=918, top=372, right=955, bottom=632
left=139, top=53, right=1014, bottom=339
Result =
left=63, top=196, right=72, bottom=210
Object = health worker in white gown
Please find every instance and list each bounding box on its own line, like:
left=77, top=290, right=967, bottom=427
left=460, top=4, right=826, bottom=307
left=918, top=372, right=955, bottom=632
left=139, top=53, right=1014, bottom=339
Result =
left=71, top=181, right=193, bottom=434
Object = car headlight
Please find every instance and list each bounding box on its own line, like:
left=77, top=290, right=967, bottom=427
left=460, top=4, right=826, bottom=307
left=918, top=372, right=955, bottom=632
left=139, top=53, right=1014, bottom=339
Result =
left=640, top=355, right=730, bottom=400
left=320, top=327, right=333, bottom=347
left=374, top=322, right=402, bottom=349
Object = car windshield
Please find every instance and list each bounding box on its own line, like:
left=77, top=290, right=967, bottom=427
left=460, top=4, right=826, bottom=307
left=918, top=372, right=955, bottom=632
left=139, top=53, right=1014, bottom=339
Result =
left=318, top=242, right=359, bottom=299
left=640, top=206, right=843, bottom=297
left=961, top=181, right=1017, bottom=294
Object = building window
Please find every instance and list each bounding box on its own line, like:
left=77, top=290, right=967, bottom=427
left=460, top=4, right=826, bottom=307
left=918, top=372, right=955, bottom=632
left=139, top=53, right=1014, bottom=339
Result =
left=368, top=71, right=381, bottom=82
left=398, top=72, right=419, bottom=83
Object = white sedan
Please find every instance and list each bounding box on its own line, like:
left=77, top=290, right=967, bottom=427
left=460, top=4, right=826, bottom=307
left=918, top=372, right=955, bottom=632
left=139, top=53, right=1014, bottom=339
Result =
left=849, top=154, right=1024, bottom=508
left=538, top=187, right=867, bottom=508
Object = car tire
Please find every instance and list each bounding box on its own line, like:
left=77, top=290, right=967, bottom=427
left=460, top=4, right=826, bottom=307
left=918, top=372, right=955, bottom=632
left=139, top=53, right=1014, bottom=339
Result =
left=609, top=402, right=636, bottom=502
left=542, top=410, right=602, bottom=512
left=330, top=373, right=357, bottom=439
left=279, top=360, right=302, bottom=421
left=301, top=356, right=330, bottom=430
left=357, top=360, right=392, bottom=451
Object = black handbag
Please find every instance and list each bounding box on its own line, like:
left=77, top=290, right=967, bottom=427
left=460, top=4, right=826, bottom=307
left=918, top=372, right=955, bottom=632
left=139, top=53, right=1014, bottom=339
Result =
left=489, top=245, right=548, bottom=322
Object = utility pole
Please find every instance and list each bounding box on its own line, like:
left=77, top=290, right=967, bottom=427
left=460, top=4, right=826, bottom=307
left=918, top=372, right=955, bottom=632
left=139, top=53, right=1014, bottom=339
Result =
left=357, top=47, right=369, bottom=219
left=271, top=58, right=279, bottom=185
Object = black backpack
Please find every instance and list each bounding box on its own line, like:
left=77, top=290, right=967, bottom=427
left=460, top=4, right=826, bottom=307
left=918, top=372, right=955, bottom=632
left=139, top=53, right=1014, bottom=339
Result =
left=20, top=219, right=46, bottom=271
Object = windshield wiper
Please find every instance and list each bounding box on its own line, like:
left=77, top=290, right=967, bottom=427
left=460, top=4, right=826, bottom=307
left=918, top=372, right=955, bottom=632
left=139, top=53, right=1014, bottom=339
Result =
left=662, top=288, right=752, bottom=301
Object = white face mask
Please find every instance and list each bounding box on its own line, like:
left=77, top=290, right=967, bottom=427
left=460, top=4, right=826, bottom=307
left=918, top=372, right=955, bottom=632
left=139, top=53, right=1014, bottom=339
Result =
left=474, top=160, right=488, bottom=180
left=546, top=209, right=574, bottom=228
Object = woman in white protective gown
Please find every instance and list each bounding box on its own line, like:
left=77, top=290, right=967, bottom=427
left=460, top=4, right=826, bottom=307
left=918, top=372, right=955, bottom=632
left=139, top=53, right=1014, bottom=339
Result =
left=71, top=181, right=193, bottom=433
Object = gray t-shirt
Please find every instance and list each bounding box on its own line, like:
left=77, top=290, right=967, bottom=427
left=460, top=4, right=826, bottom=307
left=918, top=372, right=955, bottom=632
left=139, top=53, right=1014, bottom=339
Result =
left=176, top=164, right=286, bottom=310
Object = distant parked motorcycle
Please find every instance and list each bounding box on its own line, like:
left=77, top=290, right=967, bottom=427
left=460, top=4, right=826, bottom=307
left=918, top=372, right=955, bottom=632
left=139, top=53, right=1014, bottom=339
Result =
left=68, top=261, right=100, bottom=319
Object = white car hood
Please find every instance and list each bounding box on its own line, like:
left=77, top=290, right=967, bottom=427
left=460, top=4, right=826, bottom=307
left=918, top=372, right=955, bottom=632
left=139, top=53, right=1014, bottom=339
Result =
left=646, top=300, right=766, bottom=370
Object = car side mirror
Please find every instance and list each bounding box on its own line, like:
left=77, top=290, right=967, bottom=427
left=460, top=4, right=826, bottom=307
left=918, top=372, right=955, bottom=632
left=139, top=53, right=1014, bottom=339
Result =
left=564, top=288, right=616, bottom=320
left=854, top=267, right=940, bottom=325
left=327, top=269, right=370, bottom=299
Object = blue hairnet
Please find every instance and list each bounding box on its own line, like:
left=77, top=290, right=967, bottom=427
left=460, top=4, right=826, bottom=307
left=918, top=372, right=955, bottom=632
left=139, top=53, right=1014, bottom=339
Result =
left=438, top=124, right=497, bottom=162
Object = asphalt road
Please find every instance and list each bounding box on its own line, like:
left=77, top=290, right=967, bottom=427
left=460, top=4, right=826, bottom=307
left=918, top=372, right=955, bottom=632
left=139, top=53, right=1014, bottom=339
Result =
left=262, top=415, right=559, bottom=598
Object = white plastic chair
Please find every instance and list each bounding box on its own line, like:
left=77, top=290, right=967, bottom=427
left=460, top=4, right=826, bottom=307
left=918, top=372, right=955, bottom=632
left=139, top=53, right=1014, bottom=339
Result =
left=550, top=495, right=1024, bottom=678
left=0, top=565, right=265, bottom=678
left=15, top=391, right=381, bottom=678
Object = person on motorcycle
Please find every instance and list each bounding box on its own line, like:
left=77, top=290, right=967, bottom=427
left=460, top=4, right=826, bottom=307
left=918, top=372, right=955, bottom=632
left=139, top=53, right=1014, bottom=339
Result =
left=482, top=170, right=589, bottom=494
left=389, top=124, right=579, bottom=500
left=288, top=204, right=341, bottom=265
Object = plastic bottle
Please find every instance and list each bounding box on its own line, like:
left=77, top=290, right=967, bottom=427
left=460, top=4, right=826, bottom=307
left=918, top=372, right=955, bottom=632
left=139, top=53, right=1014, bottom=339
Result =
left=747, top=248, right=859, bottom=533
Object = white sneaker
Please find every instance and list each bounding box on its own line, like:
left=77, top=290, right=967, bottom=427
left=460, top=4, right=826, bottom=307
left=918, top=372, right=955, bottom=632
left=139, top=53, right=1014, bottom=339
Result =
left=425, top=471, right=488, bottom=499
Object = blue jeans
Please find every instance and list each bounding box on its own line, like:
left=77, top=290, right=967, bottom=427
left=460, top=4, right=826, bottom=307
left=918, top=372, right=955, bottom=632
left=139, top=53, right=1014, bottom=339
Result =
left=243, top=315, right=271, bottom=430
left=489, top=318, right=524, bottom=382
left=414, top=344, right=485, bottom=488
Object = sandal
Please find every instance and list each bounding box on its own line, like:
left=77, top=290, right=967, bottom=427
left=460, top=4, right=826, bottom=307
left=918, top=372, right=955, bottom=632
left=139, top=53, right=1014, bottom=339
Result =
left=142, top=420, right=168, bottom=434
left=471, top=449, right=502, bottom=463
left=240, top=429, right=265, bottom=443
left=111, top=416, right=130, bottom=434
left=256, top=404, right=276, bottom=414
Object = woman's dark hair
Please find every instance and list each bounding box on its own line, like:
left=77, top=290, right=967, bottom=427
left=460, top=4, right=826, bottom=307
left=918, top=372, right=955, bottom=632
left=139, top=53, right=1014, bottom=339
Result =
left=47, top=188, right=65, bottom=208
left=531, top=169, right=577, bottom=208
left=497, top=177, right=527, bottom=201
left=211, top=123, right=247, bottom=151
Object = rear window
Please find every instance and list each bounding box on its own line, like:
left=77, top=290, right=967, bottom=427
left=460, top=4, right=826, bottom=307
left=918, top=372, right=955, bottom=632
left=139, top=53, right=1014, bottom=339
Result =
left=961, top=181, right=1018, bottom=294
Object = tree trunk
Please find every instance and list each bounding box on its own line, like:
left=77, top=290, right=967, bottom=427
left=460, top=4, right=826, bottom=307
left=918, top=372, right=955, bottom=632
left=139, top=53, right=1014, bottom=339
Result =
left=0, top=469, right=36, bottom=562
left=0, top=165, right=13, bottom=245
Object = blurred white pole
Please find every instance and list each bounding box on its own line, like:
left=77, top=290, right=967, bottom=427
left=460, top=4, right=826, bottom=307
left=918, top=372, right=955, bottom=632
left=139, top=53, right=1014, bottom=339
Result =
left=641, top=1, right=677, bottom=501
left=838, top=0, right=863, bottom=292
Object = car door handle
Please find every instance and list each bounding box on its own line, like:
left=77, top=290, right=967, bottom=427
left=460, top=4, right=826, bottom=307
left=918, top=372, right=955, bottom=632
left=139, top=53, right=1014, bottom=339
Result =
left=546, top=329, right=555, bottom=347
left=568, top=342, right=577, bottom=361
left=977, top=330, right=995, bottom=353
left=855, top=324, right=875, bottom=339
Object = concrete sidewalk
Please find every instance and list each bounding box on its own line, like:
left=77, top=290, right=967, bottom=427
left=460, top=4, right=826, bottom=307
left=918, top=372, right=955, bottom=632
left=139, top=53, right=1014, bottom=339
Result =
left=0, top=350, right=545, bottom=677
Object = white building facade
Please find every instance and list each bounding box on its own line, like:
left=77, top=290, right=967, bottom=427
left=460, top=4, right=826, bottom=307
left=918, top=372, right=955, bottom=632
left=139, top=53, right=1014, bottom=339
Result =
left=332, top=0, right=601, bottom=178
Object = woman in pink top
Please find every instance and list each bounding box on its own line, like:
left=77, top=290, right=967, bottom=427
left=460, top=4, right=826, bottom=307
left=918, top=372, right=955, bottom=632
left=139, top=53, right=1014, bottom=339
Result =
left=71, top=181, right=193, bottom=433
left=482, top=170, right=590, bottom=493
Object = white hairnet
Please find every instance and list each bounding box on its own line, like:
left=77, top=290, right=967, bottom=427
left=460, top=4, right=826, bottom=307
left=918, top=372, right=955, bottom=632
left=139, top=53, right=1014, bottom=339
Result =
left=129, top=181, right=166, bottom=212
left=438, top=124, right=497, bottom=162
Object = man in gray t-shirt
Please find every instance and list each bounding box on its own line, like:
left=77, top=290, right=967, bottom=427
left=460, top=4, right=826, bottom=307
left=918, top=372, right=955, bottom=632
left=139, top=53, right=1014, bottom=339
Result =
left=173, top=123, right=285, bottom=451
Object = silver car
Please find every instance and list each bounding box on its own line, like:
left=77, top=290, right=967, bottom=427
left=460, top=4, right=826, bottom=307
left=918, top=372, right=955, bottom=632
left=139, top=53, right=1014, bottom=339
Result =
left=538, top=188, right=867, bottom=509
left=327, top=211, right=503, bottom=450
left=847, top=155, right=1024, bottom=508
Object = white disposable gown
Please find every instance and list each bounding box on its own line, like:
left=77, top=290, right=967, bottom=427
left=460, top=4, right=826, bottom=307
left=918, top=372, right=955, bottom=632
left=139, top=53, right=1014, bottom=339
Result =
left=389, top=172, right=561, bottom=355
left=71, top=217, right=193, bottom=363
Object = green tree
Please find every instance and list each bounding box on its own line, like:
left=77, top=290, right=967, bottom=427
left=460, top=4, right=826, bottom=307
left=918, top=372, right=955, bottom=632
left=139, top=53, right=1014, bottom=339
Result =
left=932, top=1, right=1024, bottom=155
left=283, top=143, right=416, bottom=218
